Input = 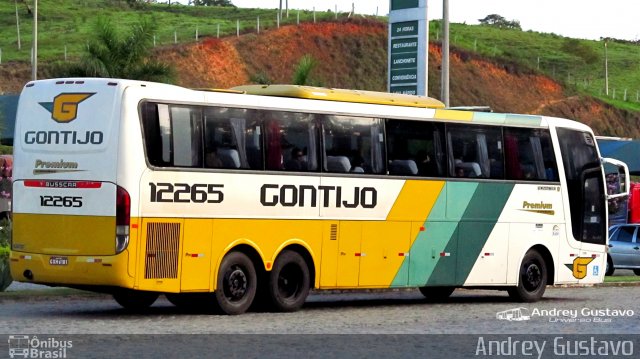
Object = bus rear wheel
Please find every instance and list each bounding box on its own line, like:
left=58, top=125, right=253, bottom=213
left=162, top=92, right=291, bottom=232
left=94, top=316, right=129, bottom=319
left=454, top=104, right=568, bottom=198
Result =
left=508, top=250, right=547, bottom=302
left=215, top=251, right=257, bottom=315
left=418, top=286, right=455, bottom=302
left=267, top=250, right=310, bottom=312
left=113, top=290, right=159, bottom=311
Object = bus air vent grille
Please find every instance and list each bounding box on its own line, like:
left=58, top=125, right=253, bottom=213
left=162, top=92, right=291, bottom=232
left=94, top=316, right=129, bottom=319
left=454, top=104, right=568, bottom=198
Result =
left=330, top=224, right=338, bottom=241
left=144, top=222, right=180, bottom=279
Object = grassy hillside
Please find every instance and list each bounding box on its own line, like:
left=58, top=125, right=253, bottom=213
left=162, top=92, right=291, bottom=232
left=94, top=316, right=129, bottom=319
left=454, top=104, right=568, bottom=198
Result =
left=155, top=19, right=640, bottom=138
left=442, top=22, right=640, bottom=112
left=0, top=0, right=342, bottom=63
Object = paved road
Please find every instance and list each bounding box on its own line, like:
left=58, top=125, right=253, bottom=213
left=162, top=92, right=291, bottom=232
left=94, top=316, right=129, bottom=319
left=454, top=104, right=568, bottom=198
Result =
left=1, top=285, right=638, bottom=358
left=0, top=285, right=638, bottom=335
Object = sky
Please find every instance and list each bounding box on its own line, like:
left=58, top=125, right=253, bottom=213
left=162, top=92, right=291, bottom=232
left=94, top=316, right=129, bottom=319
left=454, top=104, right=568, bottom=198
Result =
left=176, top=0, right=640, bottom=41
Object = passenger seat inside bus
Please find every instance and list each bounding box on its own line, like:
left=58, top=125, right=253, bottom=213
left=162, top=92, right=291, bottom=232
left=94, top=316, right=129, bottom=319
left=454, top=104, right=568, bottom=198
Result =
left=217, top=148, right=241, bottom=169
left=326, top=156, right=351, bottom=173
left=454, top=159, right=482, bottom=177
left=389, top=159, right=418, bottom=175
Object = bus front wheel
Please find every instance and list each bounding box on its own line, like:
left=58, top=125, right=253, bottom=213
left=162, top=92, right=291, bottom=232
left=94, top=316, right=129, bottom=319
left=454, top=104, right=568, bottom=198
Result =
left=508, top=250, right=547, bottom=302
left=113, top=290, right=159, bottom=311
left=215, top=251, right=257, bottom=315
left=267, top=250, right=310, bottom=312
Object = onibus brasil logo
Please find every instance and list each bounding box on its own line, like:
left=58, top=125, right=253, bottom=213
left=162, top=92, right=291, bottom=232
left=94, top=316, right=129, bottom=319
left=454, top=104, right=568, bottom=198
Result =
left=39, top=93, right=95, bottom=123
left=7, top=335, right=72, bottom=358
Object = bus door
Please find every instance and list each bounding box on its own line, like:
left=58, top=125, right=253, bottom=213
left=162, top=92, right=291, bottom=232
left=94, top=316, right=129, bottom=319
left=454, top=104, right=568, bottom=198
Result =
left=556, top=128, right=628, bottom=283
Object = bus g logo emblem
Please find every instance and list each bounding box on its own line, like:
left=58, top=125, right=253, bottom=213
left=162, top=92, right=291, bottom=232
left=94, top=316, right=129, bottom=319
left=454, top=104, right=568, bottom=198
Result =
left=565, top=257, right=594, bottom=279
left=39, top=93, right=95, bottom=123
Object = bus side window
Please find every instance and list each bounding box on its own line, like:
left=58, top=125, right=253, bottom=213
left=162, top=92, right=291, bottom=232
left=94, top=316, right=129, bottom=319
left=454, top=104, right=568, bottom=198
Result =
left=141, top=103, right=204, bottom=168
left=446, top=124, right=502, bottom=178
left=264, top=111, right=318, bottom=172
left=203, top=108, right=263, bottom=170
left=322, top=116, right=384, bottom=174
left=386, top=119, right=445, bottom=177
left=169, top=106, right=203, bottom=168
left=504, top=128, right=558, bottom=181
left=141, top=102, right=168, bottom=167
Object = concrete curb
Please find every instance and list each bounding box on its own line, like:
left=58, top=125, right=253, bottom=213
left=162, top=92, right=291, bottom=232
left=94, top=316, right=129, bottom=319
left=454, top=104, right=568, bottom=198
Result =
left=596, top=281, right=640, bottom=287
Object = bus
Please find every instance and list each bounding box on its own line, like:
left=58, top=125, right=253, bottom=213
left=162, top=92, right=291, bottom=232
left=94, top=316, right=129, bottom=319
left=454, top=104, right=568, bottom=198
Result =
left=10, top=78, right=628, bottom=314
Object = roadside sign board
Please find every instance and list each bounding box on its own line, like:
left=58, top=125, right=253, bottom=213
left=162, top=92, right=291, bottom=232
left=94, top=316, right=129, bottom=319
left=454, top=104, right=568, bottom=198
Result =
left=388, top=0, right=429, bottom=96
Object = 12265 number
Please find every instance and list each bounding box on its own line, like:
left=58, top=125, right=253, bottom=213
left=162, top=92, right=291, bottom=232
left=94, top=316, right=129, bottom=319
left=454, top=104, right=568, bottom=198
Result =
left=40, top=195, right=83, bottom=207
left=149, top=182, right=224, bottom=203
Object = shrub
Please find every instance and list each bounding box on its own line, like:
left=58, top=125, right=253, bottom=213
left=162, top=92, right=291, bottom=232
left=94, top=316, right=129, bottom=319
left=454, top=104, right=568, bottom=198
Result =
left=0, top=156, right=11, bottom=292
left=0, top=219, right=11, bottom=292
left=561, top=38, right=599, bottom=65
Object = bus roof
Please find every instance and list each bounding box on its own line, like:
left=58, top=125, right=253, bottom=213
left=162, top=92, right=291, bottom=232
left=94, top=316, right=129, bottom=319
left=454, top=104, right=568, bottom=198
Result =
left=231, top=84, right=446, bottom=109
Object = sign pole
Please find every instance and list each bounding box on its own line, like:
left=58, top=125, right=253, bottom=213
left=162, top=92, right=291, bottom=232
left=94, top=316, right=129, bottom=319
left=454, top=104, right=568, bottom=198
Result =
left=32, top=0, right=37, bottom=80
left=441, top=0, right=449, bottom=106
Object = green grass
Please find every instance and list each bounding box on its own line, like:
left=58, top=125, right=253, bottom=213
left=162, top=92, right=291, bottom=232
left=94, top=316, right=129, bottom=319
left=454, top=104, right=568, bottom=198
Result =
left=604, top=275, right=640, bottom=283
left=0, top=218, right=9, bottom=256
left=593, top=94, right=640, bottom=112
left=434, top=22, right=640, bottom=112
left=0, top=0, right=352, bottom=64
left=0, top=145, right=12, bottom=155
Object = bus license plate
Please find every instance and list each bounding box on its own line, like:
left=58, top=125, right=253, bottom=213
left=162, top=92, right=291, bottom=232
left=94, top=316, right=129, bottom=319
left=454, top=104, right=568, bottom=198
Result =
left=49, top=256, right=68, bottom=266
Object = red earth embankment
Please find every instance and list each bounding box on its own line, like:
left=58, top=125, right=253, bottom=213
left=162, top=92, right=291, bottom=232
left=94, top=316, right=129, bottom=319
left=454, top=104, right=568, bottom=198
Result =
left=2, top=19, right=639, bottom=137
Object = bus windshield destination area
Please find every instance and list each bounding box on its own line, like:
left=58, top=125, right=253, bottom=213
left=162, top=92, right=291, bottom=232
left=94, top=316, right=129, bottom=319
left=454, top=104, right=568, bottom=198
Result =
left=9, top=78, right=628, bottom=314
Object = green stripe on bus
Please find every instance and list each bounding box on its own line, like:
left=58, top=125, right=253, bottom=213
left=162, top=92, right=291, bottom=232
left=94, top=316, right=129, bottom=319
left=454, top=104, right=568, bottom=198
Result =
left=505, top=114, right=542, bottom=127
left=472, top=112, right=507, bottom=125
left=393, top=182, right=478, bottom=287
left=426, top=182, right=514, bottom=286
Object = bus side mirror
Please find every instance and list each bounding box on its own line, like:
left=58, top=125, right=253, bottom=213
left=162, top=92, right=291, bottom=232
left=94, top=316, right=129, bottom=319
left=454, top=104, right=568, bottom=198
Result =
left=602, top=157, right=630, bottom=200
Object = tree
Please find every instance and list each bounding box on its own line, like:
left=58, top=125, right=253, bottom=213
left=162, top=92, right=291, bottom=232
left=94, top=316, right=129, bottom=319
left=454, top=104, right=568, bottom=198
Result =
left=292, top=54, right=318, bottom=86
left=478, top=14, right=522, bottom=30
left=54, top=18, right=175, bottom=83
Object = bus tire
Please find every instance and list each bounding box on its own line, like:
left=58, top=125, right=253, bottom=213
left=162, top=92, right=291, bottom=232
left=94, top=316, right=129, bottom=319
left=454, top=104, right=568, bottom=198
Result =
left=215, top=251, right=257, bottom=315
left=508, top=250, right=547, bottom=302
left=113, top=290, right=159, bottom=311
left=605, top=256, right=615, bottom=276
left=633, top=269, right=640, bottom=276
left=418, top=286, right=455, bottom=302
left=267, top=250, right=310, bottom=312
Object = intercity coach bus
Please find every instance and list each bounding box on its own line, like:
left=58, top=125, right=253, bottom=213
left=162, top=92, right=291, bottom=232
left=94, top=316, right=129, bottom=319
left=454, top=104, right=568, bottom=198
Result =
left=10, top=78, right=628, bottom=314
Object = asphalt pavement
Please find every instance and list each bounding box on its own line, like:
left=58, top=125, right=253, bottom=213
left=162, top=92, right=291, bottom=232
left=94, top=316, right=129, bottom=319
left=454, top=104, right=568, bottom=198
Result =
left=3, top=270, right=638, bottom=293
